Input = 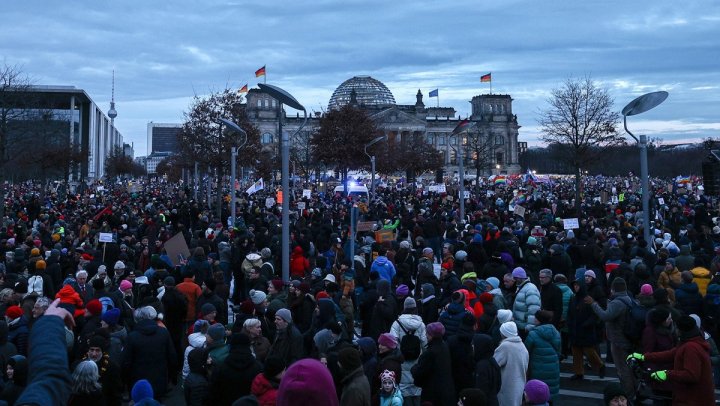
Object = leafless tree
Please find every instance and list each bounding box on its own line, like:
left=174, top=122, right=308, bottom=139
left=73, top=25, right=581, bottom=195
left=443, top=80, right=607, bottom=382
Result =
left=539, top=76, right=623, bottom=208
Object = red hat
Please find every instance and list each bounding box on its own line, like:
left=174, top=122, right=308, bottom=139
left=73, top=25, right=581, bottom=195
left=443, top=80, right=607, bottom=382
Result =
left=81, top=253, right=94, bottom=261
left=271, top=279, right=285, bottom=292
left=479, top=292, right=494, bottom=304
left=316, top=291, right=330, bottom=300
left=85, top=299, right=103, bottom=316
left=5, top=305, right=23, bottom=320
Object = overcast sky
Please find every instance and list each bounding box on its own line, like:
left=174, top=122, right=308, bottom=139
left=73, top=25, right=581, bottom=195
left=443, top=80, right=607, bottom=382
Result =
left=3, top=0, right=719, bottom=155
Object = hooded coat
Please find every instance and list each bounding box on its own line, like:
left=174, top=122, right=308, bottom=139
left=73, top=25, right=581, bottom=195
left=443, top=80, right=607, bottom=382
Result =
left=389, top=314, right=427, bottom=349
left=0, top=355, right=27, bottom=405
left=276, top=358, right=339, bottom=406
left=370, top=256, right=396, bottom=282
left=289, top=247, right=309, bottom=278
left=123, top=319, right=177, bottom=399
left=252, top=371, right=281, bottom=406
left=674, top=281, right=704, bottom=316
left=566, top=285, right=600, bottom=347
left=183, top=348, right=209, bottom=406
left=525, top=323, right=561, bottom=399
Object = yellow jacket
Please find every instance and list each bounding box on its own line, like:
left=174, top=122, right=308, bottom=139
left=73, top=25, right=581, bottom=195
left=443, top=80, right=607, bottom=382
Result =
left=691, top=266, right=712, bottom=296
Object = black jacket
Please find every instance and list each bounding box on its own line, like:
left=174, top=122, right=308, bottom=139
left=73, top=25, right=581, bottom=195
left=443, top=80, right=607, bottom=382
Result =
left=208, top=344, right=262, bottom=406
left=123, top=319, right=177, bottom=399
left=540, top=282, right=564, bottom=327
left=411, top=338, right=456, bottom=405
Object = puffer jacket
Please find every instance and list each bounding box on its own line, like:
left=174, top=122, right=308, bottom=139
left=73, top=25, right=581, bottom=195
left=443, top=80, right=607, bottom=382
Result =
left=512, top=280, right=541, bottom=331
left=556, top=283, right=574, bottom=332
left=389, top=314, right=428, bottom=349
left=439, top=303, right=472, bottom=337
left=525, top=323, right=561, bottom=399
left=691, top=266, right=711, bottom=296
left=183, top=332, right=207, bottom=379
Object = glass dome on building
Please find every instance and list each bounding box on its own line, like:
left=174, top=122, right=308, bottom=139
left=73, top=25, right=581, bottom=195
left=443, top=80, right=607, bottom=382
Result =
left=328, top=76, right=396, bottom=111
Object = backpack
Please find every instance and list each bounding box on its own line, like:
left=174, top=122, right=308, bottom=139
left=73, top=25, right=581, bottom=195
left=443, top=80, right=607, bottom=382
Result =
left=28, top=275, right=44, bottom=296
left=397, top=319, right=422, bottom=360
left=620, top=296, right=647, bottom=347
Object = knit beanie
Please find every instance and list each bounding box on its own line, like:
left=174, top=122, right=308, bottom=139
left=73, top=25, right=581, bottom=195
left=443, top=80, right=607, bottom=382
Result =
left=511, top=267, right=527, bottom=279
left=271, top=279, right=285, bottom=292
left=524, top=379, right=550, bottom=404
left=276, top=308, right=292, bottom=323
left=403, top=297, right=417, bottom=310
left=207, top=323, right=225, bottom=342
left=101, top=307, right=121, bottom=326
left=85, top=299, right=103, bottom=316
left=378, top=333, right=398, bottom=349
left=486, top=277, right=500, bottom=289
left=249, top=289, right=267, bottom=305
left=395, top=284, right=409, bottom=297
left=426, top=322, right=445, bottom=339
left=338, top=347, right=363, bottom=371
left=35, top=260, right=46, bottom=270
left=640, top=284, right=654, bottom=296
left=5, top=306, right=23, bottom=320
left=499, top=321, right=518, bottom=338
left=276, top=359, right=338, bottom=406
left=119, top=280, right=133, bottom=292
left=114, top=260, right=126, bottom=270
left=497, top=309, right=513, bottom=323
left=200, top=303, right=216, bottom=316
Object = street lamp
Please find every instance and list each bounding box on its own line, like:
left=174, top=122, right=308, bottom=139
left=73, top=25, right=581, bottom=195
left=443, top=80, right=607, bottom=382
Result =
left=451, top=120, right=474, bottom=223
left=258, top=83, right=307, bottom=283
left=364, top=135, right=387, bottom=199
left=218, top=118, right=247, bottom=230
left=622, top=91, right=669, bottom=245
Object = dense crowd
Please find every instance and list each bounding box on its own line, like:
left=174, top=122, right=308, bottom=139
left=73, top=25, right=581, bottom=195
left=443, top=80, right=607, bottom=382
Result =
left=0, top=174, right=717, bottom=406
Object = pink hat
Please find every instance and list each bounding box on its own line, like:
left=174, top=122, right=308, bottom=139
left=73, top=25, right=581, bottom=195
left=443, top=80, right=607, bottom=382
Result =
left=378, top=333, right=398, bottom=349
left=119, top=280, right=133, bottom=291
left=640, top=284, right=653, bottom=296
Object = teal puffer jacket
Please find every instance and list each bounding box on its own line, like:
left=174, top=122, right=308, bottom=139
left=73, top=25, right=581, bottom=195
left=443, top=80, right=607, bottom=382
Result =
left=525, top=323, right=561, bottom=399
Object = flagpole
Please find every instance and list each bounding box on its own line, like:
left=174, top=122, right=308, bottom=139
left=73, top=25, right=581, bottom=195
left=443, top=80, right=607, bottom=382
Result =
left=264, top=65, right=266, bottom=84
left=437, top=92, right=440, bottom=108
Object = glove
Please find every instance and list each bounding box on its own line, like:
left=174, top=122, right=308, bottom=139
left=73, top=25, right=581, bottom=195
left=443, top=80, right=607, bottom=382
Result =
left=651, top=370, right=668, bottom=381
left=626, top=353, right=644, bottom=362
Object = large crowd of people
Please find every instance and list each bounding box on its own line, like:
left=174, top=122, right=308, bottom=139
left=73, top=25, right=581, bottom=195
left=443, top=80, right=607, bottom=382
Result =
left=0, top=174, right=718, bottom=406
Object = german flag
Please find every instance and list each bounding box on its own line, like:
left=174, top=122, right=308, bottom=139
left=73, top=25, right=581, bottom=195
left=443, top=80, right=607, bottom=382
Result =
left=238, top=84, right=248, bottom=94
left=480, top=73, right=492, bottom=82
left=255, top=66, right=266, bottom=77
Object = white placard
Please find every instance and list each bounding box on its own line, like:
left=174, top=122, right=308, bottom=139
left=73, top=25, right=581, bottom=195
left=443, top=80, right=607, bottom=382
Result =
left=658, top=197, right=665, bottom=205
left=99, top=232, right=114, bottom=243
left=265, top=197, right=276, bottom=208
left=297, top=201, right=306, bottom=210
left=563, top=218, right=579, bottom=230
left=446, top=195, right=454, bottom=201
left=437, top=184, right=446, bottom=193
left=514, top=205, right=526, bottom=217
left=302, top=189, right=311, bottom=198
left=463, top=191, right=470, bottom=199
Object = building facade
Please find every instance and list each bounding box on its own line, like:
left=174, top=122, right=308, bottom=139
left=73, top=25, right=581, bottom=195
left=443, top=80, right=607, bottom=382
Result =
left=147, top=122, right=182, bottom=154
left=244, top=75, right=521, bottom=176
left=0, top=85, right=122, bottom=180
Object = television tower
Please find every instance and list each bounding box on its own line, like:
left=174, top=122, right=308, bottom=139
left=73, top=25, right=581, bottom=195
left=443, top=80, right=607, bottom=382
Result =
left=108, top=70, right=118, bottom=124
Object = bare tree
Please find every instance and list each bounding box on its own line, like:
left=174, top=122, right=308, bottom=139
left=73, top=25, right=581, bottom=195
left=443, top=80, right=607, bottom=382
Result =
left=465, top=129, right=496, bottom=179
left=311, top=105, right=378, bottom=182
left=539, top=76, right=623, bottom=208
left=290, top=129, right=315, bottom=183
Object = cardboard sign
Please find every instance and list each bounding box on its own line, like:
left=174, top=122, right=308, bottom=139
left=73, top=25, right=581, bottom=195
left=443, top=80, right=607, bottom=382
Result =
left=302, top=189, right=311, bottom=198
left=375, top=229, right=394, bottom=243
left=164, top=232, right=191, bottom=267
left=514, top=205, right=526, bottom=217
left=296, top=202, right=306, bottom=210
left=563, top=218, right=579, bottom=230
left=265, top=197, right=276, bottom=208
left=98, top=233, right=114, bottom=243
left=356, top=221, right=375, bottom=232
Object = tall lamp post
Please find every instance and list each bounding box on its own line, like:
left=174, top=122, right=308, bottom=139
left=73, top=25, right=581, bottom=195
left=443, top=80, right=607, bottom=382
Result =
left=258, top=83, right=307, bottom=282
left=451, top=120, right=473, bottom=223
left=621, top=91, right=669, bottom=245
left=218, top=118, right=247, bottom=230
left=364, top=135, right=387, bottom=199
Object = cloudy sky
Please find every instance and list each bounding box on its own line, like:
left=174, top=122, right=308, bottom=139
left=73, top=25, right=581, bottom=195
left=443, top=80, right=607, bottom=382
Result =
left=3, top=0, right=719, bottom=155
